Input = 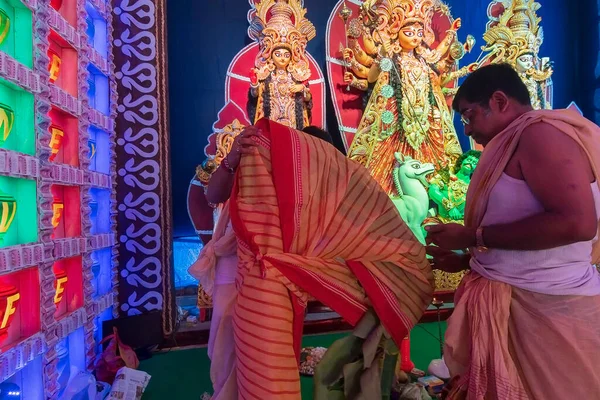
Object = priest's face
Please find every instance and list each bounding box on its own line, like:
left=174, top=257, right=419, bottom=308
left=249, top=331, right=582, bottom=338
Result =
left=457, top=91, right=523, bottom=147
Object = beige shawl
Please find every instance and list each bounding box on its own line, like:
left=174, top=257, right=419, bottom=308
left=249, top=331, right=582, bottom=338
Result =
left=188, top=202, right=237, bottom=295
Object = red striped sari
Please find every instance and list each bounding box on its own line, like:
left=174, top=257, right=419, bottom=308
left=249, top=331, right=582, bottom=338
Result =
left=229, top=119, right=433, bottom=399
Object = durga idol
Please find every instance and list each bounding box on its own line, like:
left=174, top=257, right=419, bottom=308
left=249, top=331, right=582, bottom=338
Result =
left=480, top=0, right=553, bottom=110
left=247, top=0, right=315, bottom=130
left=344, top=0, right=476, bottom=195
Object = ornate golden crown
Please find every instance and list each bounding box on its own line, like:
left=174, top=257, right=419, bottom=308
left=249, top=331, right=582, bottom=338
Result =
left=400, top=0, right=435, bottom=25
left=362, top=0, right=435, bottom=25
left=250, top=0, right=316, bottom=82
left=361, top=0, right=436, bottom=49
left=483, top=0, right=544, bottom=58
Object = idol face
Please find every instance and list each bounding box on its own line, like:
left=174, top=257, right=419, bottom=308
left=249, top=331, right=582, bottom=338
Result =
left=398, top=23, right=424, bottom=51
left=516, top=54, right=535, bottom=72
left=272, top=47, right=292, bottom=70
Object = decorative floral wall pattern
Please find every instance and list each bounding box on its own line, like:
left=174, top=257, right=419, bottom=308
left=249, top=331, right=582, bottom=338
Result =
left=112, top=0, right=174, bottom=336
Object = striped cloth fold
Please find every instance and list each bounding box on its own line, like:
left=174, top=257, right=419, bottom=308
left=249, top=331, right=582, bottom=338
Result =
left=229, top=119, right=433, bottom=399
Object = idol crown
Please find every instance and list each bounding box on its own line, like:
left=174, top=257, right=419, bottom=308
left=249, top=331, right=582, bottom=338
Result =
left=251, top=0, right=316, bottom=50
left=363, top=0, right=435, bottom=25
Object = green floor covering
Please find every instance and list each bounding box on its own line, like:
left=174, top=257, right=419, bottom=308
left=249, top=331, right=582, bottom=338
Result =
left=140, top=322, right=447, bottom=399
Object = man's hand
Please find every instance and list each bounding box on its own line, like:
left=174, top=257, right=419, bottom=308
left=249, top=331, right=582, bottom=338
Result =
left=426, top=246, right=470, bottom=273
left=425, top=223, right=476, bottom=250
left=226, top=126, right=261, bottom=169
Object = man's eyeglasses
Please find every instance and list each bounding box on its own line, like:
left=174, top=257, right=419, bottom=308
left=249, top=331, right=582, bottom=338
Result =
left=460, top=108, right=473, bottom=126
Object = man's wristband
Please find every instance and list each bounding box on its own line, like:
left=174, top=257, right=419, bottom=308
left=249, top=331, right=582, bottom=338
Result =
left=476, top=226, right=488, bottom=252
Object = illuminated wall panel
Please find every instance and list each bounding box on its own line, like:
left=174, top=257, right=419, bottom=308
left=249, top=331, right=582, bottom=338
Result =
left=55, top=327, right=85, bottom=398
left=0, top=79, right=35, bottom=155
left=91, top=247, right=111, bottom=299
left=89, top=187, right=109, bottom=235
left=0, top=0, right=32, bottom=68
left=87, top=65, right=109, bottom=115
left=48, top=31, right=78, bottom=98
left=2, top=355, right=43, bottom=400
left=0, top=268, right=40, bottom=351
left=88, top=125, right=109, bottom=174
left=50, top=0, right=77, bottom=27
left=0, top=176, right=37, bottom=247
left=51, top=184, right=81, bottom=239
left=85, top=1, right=107, bottom=58
left=0, top=0, right=118, bottom=396
left=48, top=107, right=79, bottom=166
left=52, top=256, right=83, bottom=319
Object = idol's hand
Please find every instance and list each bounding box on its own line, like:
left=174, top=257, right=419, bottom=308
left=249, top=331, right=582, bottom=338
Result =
left=425, top=223, right=476, bottom=250
left=449, top=207, right=462, bottom=221
left=226, top=126, right=261, bottom=169
left=343, top=48, right=354, bottom=62
left=466, top=62, right=479, bottom=73
left=249, top=68, right=258, bottom=86
left=343, top=72, right=354, bottom=84
left=290, top=84, right=306, bottom=94
left=426, top=246, right=470, bottom=273
left=378, top=44, right=388, bottom=58
left=451, top=18, right=461, bottom=31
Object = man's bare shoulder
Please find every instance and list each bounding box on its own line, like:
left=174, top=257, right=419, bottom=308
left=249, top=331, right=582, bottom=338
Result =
left=518, top=121, right=580, bottom=155
left=517, top=120, right=594, bottom=181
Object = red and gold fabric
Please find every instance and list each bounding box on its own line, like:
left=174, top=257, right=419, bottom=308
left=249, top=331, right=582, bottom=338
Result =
left=229, top=118, right=433, bottom=399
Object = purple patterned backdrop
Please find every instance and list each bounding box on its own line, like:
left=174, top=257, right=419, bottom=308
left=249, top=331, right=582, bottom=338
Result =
left=112, top=0, right=175, bottom=335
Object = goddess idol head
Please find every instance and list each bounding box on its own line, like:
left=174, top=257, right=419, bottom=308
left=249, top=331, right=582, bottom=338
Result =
left=249, top=0, right=316, bottom=82
left=482, top=0, right=548, bottom=75
left=361, top=0, right=436, bottom=54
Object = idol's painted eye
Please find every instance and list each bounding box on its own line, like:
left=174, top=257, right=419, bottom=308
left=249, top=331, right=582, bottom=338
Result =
left=403, top=30, right=414, bottom=37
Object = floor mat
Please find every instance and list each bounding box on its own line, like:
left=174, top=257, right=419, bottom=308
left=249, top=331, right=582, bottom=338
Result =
left=140, top=322, right=447, bottom=399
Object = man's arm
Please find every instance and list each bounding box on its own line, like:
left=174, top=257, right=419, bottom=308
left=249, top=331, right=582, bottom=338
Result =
left=483, top=122, right=597, bottom=250
left=205, top=164, right=235, bottom=205
left=205, top=126, right=260, bottom=205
